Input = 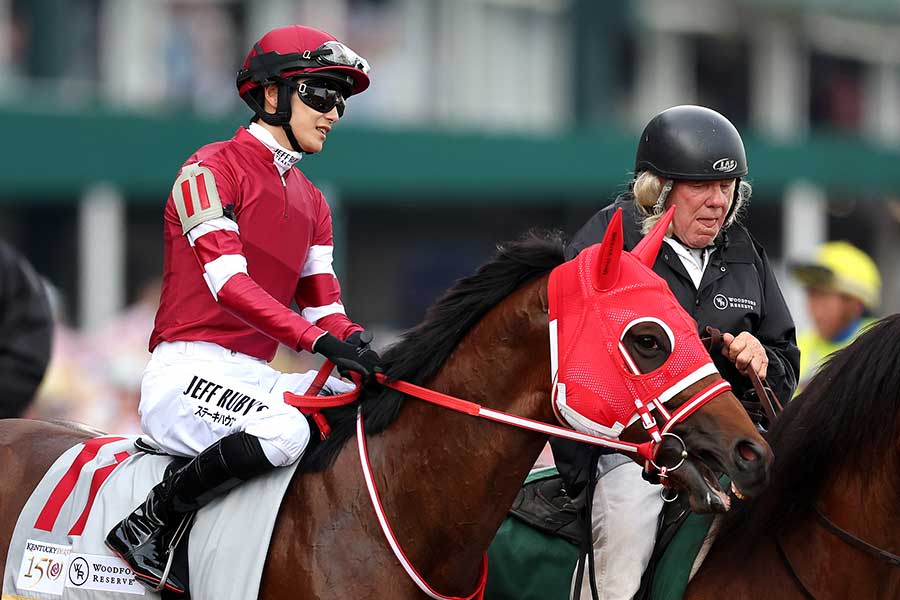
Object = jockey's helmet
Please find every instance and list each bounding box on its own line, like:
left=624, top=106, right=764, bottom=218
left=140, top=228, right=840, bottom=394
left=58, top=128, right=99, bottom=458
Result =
left=236, top=25, right=370, bottom=150
left=634, top=105, right=748, bottom=181
left=791, top=241, right=881, bottom=310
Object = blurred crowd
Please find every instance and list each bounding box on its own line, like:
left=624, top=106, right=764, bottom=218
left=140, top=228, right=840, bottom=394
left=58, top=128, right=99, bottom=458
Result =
left=3, top=1, right=414, bottom=125
left=24, top=277, right=161, bottom=433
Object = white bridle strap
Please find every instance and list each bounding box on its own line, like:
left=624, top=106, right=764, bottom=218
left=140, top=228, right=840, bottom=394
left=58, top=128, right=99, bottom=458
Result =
left=381, top=377, right=648, bottom=455
left=661, top=380, right=732, bottom=435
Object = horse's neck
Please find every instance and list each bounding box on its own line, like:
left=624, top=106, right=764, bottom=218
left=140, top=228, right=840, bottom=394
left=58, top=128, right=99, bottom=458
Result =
left=372, top=276, right=554, bottom=595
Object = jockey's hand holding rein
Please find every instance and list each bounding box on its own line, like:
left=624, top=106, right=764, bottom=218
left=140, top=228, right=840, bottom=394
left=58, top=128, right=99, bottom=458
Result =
left=721, top=331, right=768, bottom=380
left=313, top=330, right=382, bottom=382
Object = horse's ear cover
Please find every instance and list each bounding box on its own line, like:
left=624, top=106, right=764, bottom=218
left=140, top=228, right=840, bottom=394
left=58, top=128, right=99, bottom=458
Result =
left=592, top=208, right=624, bottom=291
left=632, top=205, right=676, bottom=268
left=547, top=206, right=719, bottom=438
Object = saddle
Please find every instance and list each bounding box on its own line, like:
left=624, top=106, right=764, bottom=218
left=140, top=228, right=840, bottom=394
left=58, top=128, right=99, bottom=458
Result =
left=508, top=469, right=586, bottom=546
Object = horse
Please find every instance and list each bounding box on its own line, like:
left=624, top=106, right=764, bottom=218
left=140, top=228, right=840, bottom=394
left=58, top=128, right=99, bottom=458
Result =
left=685, top=313, right=900, bottom=599
left=0, top=214, right=771, bottom=599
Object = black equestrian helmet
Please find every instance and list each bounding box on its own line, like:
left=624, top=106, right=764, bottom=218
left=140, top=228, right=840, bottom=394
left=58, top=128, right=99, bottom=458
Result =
left=634, top=105, right=748, bottom=181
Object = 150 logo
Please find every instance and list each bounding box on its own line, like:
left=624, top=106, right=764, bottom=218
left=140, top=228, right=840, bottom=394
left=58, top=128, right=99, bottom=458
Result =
left=16, top=539, right=71, bottom=595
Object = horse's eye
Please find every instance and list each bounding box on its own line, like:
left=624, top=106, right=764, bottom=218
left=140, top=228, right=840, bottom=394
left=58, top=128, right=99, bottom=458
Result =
left=637, top=335, right=660, bottom=351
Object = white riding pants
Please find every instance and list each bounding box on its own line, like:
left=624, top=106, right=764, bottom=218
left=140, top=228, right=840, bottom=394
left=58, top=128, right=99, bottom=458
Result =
left=139, top=341, right=352, bottom=467
left=573, top=454, right=664, bottom=600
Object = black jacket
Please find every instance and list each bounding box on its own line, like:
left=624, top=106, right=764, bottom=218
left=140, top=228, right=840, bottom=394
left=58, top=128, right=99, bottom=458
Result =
left=553, top=195, right=799, bottom=493
left=0, top=240, right=52, bottom=418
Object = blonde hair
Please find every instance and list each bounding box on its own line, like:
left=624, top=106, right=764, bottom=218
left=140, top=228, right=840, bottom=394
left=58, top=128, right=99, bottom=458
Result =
left=632, top=171, right=752, bottom=235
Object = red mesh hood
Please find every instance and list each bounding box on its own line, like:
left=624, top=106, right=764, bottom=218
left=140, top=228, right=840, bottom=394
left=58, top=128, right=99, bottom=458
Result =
left=548, top=208, right=718, bottom=437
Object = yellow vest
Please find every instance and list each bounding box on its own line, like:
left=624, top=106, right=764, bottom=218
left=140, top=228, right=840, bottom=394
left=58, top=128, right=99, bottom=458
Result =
left=796, top=318, right=875, bottom=393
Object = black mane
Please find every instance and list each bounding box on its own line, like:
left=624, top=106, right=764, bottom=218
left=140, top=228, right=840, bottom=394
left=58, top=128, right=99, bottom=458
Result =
left=722, top=314, right=900, bottom=539
left=298, top=230, right=566, bottom=472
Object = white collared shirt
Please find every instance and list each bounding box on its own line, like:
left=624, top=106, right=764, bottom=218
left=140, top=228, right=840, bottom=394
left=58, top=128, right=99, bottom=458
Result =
left=663, top=237, right=716, bottom=289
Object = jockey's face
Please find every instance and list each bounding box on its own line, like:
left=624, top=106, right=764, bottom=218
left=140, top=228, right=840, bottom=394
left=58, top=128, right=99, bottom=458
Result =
left=287, top=78, right=342, bottom=154
left=667, top=179, right=735, bottom=248
left=263, top=80, right=341, bottom=154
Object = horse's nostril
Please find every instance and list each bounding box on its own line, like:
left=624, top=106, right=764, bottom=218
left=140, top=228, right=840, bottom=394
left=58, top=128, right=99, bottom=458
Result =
left=736, top=441, right=760, bottom=462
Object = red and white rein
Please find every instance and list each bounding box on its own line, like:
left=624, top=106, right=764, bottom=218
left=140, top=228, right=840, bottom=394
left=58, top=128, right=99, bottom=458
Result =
left=285, top=357, right=730, bottom=600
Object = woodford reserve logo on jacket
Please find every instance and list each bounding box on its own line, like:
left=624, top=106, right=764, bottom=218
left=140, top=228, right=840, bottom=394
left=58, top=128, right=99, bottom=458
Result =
left=713, top=294, right=757, bottom=311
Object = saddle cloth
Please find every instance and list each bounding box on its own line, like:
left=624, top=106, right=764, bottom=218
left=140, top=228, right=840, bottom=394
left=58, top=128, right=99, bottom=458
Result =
left=2, top=436, right=298, bottom=600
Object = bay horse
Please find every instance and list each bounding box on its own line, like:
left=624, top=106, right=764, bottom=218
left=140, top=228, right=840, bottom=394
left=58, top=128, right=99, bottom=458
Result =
left=0, top=222, right=770, bottom=598
left=687, top=314, right=900, bottom=599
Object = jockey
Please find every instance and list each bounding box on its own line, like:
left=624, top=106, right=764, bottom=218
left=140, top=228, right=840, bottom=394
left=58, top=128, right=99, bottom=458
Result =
left=790, top=241, right=881, bottom=391
left=105, top=25, right=380, bottom=594
left=555, top=105, right=799, bottom=600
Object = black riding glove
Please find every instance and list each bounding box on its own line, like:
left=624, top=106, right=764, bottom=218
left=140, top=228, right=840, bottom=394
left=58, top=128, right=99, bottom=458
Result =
left=344, top=330, right=372, bottom=349
left=313, top=331, right=381, bottom=381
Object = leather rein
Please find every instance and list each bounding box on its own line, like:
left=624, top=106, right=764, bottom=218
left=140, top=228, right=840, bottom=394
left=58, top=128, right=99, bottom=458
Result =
left=814, top=507, right=900, bottom=567
left=700, top=326, right=782, bottom=425
left=776, top=507, right=900, bottom=600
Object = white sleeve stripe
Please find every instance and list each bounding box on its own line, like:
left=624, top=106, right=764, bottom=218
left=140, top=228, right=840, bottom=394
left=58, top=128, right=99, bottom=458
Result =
left=204, top=254, right=248, bottom=298
left=300, top=245, right=336, bottom=277
left=201, top=272, right=217, bottom=298
left=187, top=217, right=240, bottom=247
left=301, top=302, right=346, bottom=323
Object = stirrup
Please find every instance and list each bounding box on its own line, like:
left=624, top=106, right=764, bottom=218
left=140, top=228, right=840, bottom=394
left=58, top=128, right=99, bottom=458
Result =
left=152, top=512, right=194, bottom=593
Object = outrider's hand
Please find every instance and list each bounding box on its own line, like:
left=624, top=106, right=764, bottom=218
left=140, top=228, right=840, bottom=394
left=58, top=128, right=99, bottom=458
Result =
left=721, top=331, right=768, bottom=380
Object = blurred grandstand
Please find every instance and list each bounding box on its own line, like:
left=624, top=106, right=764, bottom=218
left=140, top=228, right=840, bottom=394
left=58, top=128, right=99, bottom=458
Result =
left=2, top=0, right=900, bottom=431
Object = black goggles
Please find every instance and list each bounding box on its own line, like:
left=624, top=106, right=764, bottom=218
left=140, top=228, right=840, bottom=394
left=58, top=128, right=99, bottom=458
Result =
left=290, top=79, right=346, bottom=117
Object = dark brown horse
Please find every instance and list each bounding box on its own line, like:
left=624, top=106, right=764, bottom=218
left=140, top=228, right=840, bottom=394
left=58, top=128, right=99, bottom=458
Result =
left=687, top=314, right=900, bottom=599
left=1, top=231, right=770, bottom=599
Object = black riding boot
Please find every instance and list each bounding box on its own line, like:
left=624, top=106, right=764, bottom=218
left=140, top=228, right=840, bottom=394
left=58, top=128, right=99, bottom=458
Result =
left=106, top=432, right=275, bottom=594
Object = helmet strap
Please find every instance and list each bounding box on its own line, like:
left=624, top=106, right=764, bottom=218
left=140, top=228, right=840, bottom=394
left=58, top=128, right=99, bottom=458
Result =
left=282, top=125, right=304, bottom=154
left=723, top=177, right=742, bottom=227
left=243, top=79, right=305, bottom=153
left=242, top=79, right=291, bottom=126
left=654, top=180, right=673, bottom=216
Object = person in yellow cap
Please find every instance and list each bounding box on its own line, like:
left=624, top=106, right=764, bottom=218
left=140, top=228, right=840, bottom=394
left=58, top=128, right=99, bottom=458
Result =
left=790, top=241, right=881, bottom=391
